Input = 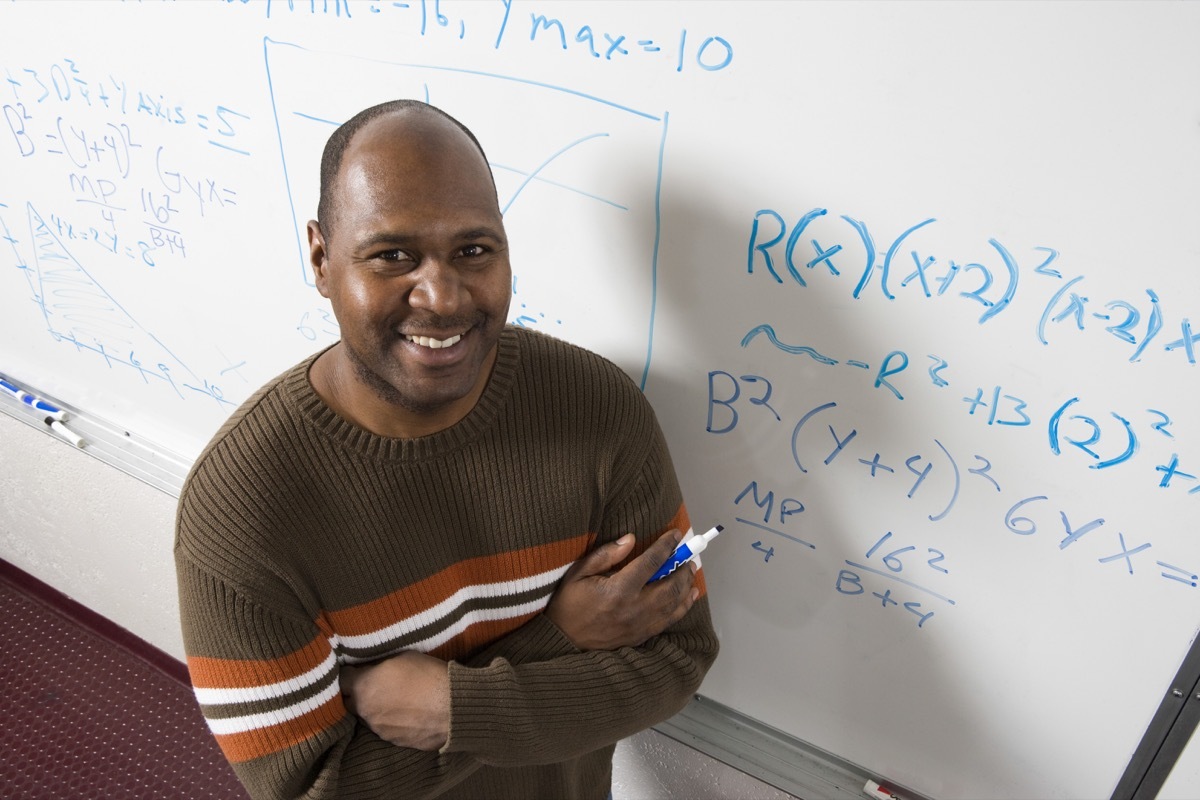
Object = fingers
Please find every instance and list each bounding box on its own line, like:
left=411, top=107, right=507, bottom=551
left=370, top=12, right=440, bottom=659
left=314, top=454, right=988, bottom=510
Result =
left=561, top=532, right=637, bottom=580
left=607, top=528, right=699, bottom=637
left=648, top=560, right=700, bottom=625
left=612, top=527, right=686, bottom=588
left=340, top=665, right=362, bottom=713
left=336, top=654, right=451, bottom=750
left=547, top=528, right=700, bottom=651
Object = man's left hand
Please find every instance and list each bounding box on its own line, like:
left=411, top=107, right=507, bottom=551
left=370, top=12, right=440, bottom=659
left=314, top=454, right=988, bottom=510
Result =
left=341, top=651, right=450, bottom=751
left=545, top=528, right=699, bottom=651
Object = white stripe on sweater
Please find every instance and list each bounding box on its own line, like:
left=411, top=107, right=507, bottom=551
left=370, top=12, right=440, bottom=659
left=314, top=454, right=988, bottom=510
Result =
left=193, top=650, right=338, bottom=706
left=203, top=679, right=342, bottom=736
left=194, top=562, right=575, bottom=728
left=339, top=594, right=557, bottom=665
left=335, top=562, right=571, bottom=652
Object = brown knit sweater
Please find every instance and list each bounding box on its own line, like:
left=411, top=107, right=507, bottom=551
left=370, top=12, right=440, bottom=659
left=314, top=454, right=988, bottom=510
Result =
left=174, top=326, right=719, bottom=799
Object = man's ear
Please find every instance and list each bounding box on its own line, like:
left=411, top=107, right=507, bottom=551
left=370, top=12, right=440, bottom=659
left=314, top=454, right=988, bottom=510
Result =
left=307, top=220, right=330, bottom=296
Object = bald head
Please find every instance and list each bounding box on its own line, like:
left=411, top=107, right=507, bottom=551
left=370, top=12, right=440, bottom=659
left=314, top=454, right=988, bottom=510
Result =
left=316, top=100, right=495, bottom=242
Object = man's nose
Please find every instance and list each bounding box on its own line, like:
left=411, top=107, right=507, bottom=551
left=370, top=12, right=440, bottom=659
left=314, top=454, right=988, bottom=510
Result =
left=408, top=259, right=464, bottom=317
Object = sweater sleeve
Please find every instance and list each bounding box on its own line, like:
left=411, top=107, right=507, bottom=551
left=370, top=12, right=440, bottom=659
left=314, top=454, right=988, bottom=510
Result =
left=440, top=411, right=721, bottom=766
left=444, top=599, right=717, bottom=766
left=175, top=543, right=482, bottom=799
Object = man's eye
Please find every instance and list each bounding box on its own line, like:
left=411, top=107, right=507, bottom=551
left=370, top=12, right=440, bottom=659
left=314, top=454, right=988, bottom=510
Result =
left=459, top=244, right=487, bottom=258
left=368, top=250, right=418, bottom=274
left=373, top=250, right=420, bottom=270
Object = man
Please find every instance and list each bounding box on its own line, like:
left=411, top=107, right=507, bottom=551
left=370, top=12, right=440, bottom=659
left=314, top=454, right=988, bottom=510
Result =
left=175, top=99, right=718, bottom=799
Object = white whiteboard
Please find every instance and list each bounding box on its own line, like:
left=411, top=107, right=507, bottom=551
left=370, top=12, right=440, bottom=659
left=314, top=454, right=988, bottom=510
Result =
left=2, top=2, right=1199, bottom=798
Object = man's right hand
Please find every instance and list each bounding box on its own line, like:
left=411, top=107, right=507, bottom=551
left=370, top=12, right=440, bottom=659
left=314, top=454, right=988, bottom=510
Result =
left=544, top=529, right=700, bottom=651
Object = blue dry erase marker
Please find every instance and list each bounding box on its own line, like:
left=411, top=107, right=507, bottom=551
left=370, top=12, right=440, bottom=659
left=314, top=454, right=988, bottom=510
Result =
left=647, top=524, right=724, bottom=584
left=0, top=376, right=65, bottom=419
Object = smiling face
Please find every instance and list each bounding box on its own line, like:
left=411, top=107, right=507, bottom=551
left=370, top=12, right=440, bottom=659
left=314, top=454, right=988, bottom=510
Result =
left=307, top=109, right=512, bottom=438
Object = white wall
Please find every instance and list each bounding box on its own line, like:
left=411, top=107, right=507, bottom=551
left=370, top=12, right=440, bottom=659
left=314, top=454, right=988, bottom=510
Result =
left=0, top=411, right=793, bottom=800
left=0, top=413, right=185, bottom=657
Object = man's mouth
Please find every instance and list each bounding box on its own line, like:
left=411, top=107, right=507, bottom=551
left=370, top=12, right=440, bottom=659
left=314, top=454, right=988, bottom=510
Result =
left=403, top=333, right=463, bottom=349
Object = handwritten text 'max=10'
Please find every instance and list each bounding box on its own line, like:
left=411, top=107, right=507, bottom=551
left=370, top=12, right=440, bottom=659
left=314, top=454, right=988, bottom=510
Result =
left=389, top=0, right=737, bottom=73
left=747, top=207, right=1198, bottom=370
left=518, top=11, right=733, bottom=73
left=252, top=0, right=737, bottom=74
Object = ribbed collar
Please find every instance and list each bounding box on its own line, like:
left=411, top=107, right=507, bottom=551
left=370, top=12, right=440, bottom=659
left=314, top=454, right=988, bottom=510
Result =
left=282, top=327, right=522, bottom=462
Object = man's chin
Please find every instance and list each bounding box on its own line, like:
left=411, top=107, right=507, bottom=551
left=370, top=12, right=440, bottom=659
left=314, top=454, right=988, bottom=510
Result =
left=348, top=336, right=498, bottom=415
left=373, top=368, right=489, bottom=416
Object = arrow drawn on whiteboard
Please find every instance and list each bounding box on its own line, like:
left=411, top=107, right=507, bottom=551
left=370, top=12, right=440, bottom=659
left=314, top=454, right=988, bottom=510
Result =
left=740, top=324, right=839, bottom=365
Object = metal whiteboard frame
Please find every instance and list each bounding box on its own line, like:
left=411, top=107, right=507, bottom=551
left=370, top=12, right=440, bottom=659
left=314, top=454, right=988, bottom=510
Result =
left=0, top=375, right=189, bottom=497
left=1113, top=632, right=1200, bottom=800
left=655, top=694, right=924, bottom=800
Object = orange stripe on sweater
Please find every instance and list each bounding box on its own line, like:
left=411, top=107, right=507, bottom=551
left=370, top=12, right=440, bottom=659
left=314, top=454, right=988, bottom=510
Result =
left=325, top=533, right=594, bottom=637
left=188, top=635, right=330, bottom=690
left=214, top=692, right=345, bottom=764
left=629, top=505, right=691, bottom=560
left=667, top=506, right=692, bottom=545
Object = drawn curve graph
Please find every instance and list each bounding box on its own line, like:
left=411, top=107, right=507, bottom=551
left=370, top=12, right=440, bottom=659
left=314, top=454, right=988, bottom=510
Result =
left=264, top=38, right=669, bottom=384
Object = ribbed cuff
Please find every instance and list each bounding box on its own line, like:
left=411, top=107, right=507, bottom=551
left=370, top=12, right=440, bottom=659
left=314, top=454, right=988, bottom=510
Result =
left=441, top=615, right=578, bottom=756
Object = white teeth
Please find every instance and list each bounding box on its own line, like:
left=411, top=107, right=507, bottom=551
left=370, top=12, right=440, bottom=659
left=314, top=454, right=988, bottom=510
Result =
left=405, top=333, right=462, bottom=349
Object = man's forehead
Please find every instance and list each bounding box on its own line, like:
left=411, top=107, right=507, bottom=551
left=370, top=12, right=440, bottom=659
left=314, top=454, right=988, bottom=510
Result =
left=350, top=110, right=478, bottom=165
left=331, top=111, right=500, bottom=223
left=337, top=111, right=496, bottom=206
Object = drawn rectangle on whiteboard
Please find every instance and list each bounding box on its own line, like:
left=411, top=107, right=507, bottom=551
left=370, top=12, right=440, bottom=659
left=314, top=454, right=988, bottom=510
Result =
left=264, top=39, right=667, bottom=383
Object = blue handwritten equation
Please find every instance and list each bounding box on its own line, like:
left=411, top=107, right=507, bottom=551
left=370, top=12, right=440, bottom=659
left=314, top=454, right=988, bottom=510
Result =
left=836, top=531, right=953, bottom=630
left=713, top=384, right=1197, bottom=630
left=509, top=6, right=733, bottom=74
left=1, top=52, right=250, bottom=408
left=732, top=478, right=955, bottom=629
left=3, top=54, right=247, bottom=271
left=748, top=207, right=1197, bottom=370
left=714, top=202, right=1200, bottom=630
left=740, top=207, right=1199, bottom=498
left=713, top=362, right=1195, bottom=502
left=241, top=0, right=735, bottom=75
